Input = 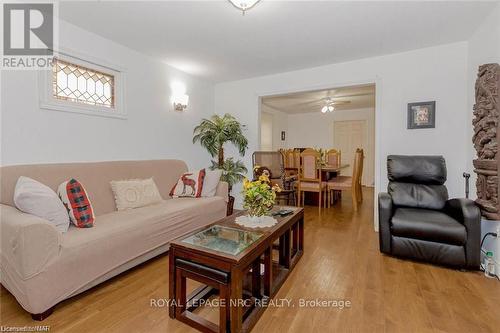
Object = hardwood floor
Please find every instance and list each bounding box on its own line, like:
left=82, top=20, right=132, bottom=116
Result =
left=1, top=187, right=499, bottom=332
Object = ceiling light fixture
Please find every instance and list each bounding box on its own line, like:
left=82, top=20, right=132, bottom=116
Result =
left=228, top=0, right=261, bottom=15
left=321, top=98, right=335, bottom=113
left=321, top=105, right=335, bottom=113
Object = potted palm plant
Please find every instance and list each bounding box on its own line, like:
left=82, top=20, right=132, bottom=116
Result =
left=193, top=114, right=248, bottom=215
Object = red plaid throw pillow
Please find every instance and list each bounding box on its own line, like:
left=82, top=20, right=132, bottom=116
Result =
left=58, top=179, right=95, bottom=228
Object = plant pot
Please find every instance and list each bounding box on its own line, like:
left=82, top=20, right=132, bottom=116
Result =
left=226, top=195, right=235, bottom=216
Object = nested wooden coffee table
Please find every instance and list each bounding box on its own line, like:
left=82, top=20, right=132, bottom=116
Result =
left=169, top=207, right=304, bottom=333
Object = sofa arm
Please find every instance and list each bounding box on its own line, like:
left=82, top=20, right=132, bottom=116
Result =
left=215, top=181, right=229, bottom=202
left=378, top=192, right=393, bottom=254
left=0, top=204, right=61, bottom=280
left=444, top=198, right=481, bottom=269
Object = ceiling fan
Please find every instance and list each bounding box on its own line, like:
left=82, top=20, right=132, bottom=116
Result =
left=321, top=97, right=351, bottom=113
left=262, top=88, right=374, bottom=113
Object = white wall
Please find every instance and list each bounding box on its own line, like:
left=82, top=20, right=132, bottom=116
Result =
left=466, top=4, right=500, bottom=277
left=260, top=105, right=288, bottom=150
left=260, top=111, right=273, bottom=151
left=215, top=42, right=470, bottom=217
left=1, top=19, right=215, bottom=170
left=287, top=108, right=375, bottom=186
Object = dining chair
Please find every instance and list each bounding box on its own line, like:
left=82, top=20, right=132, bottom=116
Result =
left=253, top=151, right=297, bottom=205
left=327, top=148, right=364, bottom=211
left=293, top=149, right=301, bottom=170
left=281, top=149, right=298, bottom=190
left=325, top=148, right=342, bottom=201
left=284, top=147, right=299, bottom=165
left=325, top=149, right=341, bottom=168
left=281, top=149, right=288, bottom=171
left=297, top=148, right=328, bottom=211
left=252, top=151, right=284, bottom=181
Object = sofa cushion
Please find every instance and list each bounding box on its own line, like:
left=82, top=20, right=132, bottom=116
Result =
left=391, top=207, right=466, bottom=246
left=61, top=196, right=226, bottom=250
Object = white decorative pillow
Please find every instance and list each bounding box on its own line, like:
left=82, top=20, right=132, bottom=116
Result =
left=13, top=176, right=70, bottom=233
left=201, top=169, right=222, bottom=197
left=110, top=178, right=163, bottom=211
left=170, top=169, right=206, bottom=198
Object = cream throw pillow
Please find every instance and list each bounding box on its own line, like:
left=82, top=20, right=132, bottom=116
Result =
left=14, top=176, right=70, bottom=233
left=110, top=178, right=163, bottom=211
left=201, top=169, right=222, bottom=197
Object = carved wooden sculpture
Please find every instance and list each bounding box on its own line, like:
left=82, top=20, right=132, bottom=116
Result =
left=473, top=63, right=500, bottom=220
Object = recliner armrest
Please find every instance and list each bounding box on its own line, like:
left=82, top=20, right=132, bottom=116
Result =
left=444, top=198, right=481, bottom=269
left=378, top=192, right=393, bottom=254
left=444, top=198, right=481, bottom=225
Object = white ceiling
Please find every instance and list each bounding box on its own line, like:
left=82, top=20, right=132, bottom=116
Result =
left=262, top=84, right=375, bottom=114
left=59, top=1, right=496, bottom=83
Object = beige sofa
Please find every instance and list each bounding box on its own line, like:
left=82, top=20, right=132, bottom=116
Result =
left=0, top=160, right=228, bottom=319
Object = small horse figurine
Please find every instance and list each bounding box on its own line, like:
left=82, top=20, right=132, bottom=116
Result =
left=181, top=173, right=196, bottom=196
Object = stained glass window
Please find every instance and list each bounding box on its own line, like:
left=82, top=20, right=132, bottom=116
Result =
left=52, top=58, right=115, bottom=108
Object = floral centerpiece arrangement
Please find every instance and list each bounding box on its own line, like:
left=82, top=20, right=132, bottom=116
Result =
left=242, top=166, right=281, bottom=220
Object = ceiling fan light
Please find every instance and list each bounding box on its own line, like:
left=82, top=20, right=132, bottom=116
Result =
left=321, top=106, right=328, bottom=113
left=229, top=0, right=260, bottom=13
left=328, top=105, right=334, bottom=112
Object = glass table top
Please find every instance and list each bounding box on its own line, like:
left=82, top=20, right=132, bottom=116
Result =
left=181, top=225, right=263, bottom=256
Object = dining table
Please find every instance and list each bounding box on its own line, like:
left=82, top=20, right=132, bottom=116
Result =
left=321, top=163, right=350, bottom=180
left=285, top=163, right=350, bottom=206
left=285, top=163, right=350, bottom=179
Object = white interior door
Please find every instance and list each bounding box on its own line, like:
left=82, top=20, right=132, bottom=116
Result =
left=333, top=120, right=371, bottom=185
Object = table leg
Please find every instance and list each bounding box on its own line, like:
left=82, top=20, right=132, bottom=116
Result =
left=168, top=249, right=176, bottom=318
left=175, top=269, right=186, bottom=319
left=230, top=268, right=243, bottom=333
left=279, top=230, right=291, bottom=269
left=299, top=217, right=304, bottom=252
left=292, top=223, right=298, bottom=255
left=252, top=259, right=261, bottom=298
left=264, top=246, right=272, bottom=296
left=219, top=284, right=230, bottom=333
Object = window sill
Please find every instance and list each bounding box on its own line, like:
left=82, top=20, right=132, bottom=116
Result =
left=38, top=48, right=127, bottom=120
left=40, top=101, right=127, bottom=119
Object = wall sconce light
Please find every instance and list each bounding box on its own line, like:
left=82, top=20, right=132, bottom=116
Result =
left=173, top=94, right=189, bottom=111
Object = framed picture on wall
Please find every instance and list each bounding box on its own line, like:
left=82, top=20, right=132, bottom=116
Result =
left=407, top=101, right=436, bottom=129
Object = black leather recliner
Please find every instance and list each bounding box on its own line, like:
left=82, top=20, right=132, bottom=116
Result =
left=378, top=155, right=481, bottom=269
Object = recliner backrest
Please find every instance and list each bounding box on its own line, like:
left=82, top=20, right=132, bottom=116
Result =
left=387, top=155, right=449, bottom=210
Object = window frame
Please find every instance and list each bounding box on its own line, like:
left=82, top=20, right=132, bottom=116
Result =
left=39, top=49, right=126, bottom=119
